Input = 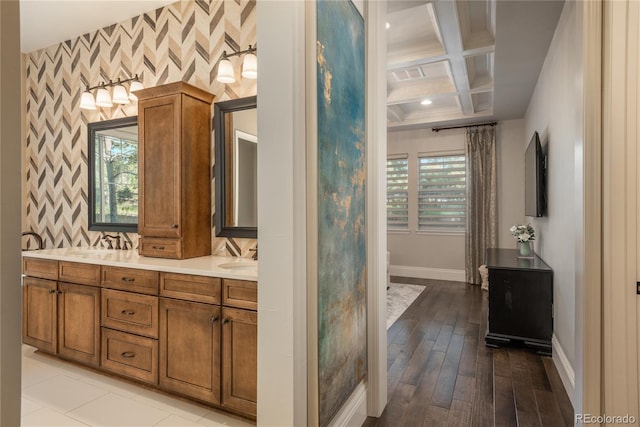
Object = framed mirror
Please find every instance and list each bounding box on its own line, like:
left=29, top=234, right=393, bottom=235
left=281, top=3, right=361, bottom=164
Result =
left=88, top=116, right=139, bottom=232
left=214, top=96, right=257, bottom=238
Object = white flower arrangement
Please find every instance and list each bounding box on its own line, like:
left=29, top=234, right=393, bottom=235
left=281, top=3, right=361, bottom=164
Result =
left=510, top=224, right=535, bottom=243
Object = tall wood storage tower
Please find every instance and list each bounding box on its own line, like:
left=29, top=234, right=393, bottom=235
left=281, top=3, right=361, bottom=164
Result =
left=136, top=81, right=215, bottom=259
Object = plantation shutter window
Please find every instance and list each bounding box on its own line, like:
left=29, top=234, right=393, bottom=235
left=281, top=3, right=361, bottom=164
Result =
left=418, top=154, right=466, bottom=231
left=386, top=155, right=409, bottom=230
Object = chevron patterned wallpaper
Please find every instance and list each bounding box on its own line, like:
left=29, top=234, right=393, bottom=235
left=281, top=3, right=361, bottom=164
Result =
left=24, top=0, right=257, bottom=258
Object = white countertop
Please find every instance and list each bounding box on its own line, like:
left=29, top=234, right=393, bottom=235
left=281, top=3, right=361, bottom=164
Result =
left=22, top=247, right=257, bottom=281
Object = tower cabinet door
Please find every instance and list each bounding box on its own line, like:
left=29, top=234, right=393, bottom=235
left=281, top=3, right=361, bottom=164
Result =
left=221, top=307, right=257, bottom=416
left=57, top=282, right=101, bottom=367
left=138, top=94, right=181, bottom=238
left=22, top=277, right=57, bottom=353
left=159, top=298, right=221, bottom=405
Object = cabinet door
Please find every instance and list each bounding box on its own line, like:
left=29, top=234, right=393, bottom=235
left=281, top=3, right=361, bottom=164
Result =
left=138, top=94, right=182, bottom=238
left=57, top=282, right=101, bottom=367
left=221, top=307, right=257, bottom=416
left=159, top=298, right=220, bottom=405
left=22, top=277, right=57, bottom=353
left=488, top=269, right=553, bottom=341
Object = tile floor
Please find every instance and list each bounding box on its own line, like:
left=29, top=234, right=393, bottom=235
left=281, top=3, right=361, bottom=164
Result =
left=21, top=345, right=255, bottom=427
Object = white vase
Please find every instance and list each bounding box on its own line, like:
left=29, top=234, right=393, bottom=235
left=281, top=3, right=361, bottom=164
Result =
left=519, top=241, right=532, bottom=257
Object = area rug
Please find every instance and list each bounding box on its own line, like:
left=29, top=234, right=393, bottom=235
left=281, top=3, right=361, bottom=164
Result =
left=387, top=282, right=426, bottom=329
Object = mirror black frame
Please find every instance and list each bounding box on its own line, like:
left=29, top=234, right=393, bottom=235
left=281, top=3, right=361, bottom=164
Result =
left=214, top=96, right=257, bottom=239
left=88, top=116, right=138, bottom=233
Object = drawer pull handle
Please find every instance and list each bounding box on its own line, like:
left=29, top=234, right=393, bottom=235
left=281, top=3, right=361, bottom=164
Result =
left=171, top=224, right=178, bottom=229
left=210, top=315, right=218, bottom=324
left=48, top=289, right=56, bottom=294
left=121, top=277, right=135, bottom=283
left=121, top=309, right=136, bottom=316
left=121, top=351, right=135, bottom=359
left=152, top=245, right=165, bottom=250
left=222, top=318, right=229, bottom=325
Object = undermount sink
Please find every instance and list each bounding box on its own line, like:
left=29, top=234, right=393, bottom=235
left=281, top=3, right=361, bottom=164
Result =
left=218, top=262, right=257, bottom=271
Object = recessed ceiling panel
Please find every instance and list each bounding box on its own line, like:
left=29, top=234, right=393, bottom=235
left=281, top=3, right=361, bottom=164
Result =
left=456, top=0, right=495, bottom=53
left=401, top=95, right=462, bottom=118
left=387, top=3, right=445, bottom=65
left=387, top=60, right=456, bottom=105
left=471, top=91, right=493, bottom=113
left=465, top=52, right=494, bottom=91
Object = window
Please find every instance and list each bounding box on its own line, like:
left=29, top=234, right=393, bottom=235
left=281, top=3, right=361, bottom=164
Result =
left=386, top=155, right=409, bottom=230
left=418, top=154, right=466, bottom=231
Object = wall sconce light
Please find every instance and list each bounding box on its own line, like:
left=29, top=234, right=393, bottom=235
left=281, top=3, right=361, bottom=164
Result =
left=216, top=45, right=257, bottom=84
left=80, top=74, right=144, bottom=110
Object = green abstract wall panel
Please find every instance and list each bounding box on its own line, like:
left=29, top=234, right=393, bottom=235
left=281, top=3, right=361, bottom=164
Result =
left=316, top=0, right=366, bottom=425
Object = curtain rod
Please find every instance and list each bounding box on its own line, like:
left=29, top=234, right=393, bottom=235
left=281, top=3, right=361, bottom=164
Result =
left=431, top=121, right=497, bottom=133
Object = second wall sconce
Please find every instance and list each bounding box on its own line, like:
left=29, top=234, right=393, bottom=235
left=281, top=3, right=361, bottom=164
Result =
left=80, top=74, right=144, bottom=110
left=216, top=45, right=257, bottom=84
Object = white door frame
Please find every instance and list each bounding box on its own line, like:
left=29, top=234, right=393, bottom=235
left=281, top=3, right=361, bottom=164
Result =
left=365, top=0, right=388, bottom=418
left=601, top=0, right=639, bottom=420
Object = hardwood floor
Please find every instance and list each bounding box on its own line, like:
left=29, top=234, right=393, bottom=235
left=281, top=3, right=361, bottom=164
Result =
left=363, top=277, right=573, bottom=427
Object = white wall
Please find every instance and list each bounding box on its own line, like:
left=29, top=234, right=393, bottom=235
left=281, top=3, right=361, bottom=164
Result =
left=387, top=119, right=525, bottom=281
left=496, top=119, right=525, bottom=249
left=524, top=0, right=582, bottom=405
left=387, top=128, right=465, bottom=277
left=256, top=2, right=307, bottom=425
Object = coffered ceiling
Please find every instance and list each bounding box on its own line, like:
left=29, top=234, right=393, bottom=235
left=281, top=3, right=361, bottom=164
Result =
left=19, top=0, right=563, bottom=131
left=387, top=0, right=564, bottom=130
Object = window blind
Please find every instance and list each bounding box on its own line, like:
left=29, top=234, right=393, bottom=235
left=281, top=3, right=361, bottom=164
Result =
left=387, top=155, right=409, bottom=230
left=418, top=154, right=466, bottom=230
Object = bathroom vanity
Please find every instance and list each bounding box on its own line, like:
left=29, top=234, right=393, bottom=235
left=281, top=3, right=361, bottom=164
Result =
left=22, top=248, right=257, bottom=419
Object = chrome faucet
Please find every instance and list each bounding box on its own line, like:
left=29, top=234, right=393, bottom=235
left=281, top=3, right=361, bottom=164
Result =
left=22, top=231, right=44, bottom=250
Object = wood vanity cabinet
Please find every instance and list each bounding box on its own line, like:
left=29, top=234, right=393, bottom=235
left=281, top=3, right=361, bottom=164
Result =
left=137, top=82, right=215, bottom=260
left=159, top=297, right=221, bottom=404
left=22, top=260, right=101, bottom=367
left=100, top=265, right=159, bottom=385
left=23, top=256, right=257, bottom=419
left=158, top=273, right=257, bottom=417
left=221, top=305, right=257, bottom=415
left=22, top=276, right=57, bottom=354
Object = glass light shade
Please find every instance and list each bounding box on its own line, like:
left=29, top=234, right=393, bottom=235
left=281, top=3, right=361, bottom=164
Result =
left=128, top=80, right=144, bottom=101
left=129, top=80, right=144, bottom=101
left=95, top=88, right=113, bottom=107
left=241, top=53, right=257, bottom=79
left=216, top=58, right=236, bottom=83
left=112, top=84, right=130, bottom=104
left=80, top=91, right=96, bottom=110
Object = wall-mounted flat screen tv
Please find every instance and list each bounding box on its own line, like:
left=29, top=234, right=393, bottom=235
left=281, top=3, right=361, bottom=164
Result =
left=524, top=131, right=546, bottom=217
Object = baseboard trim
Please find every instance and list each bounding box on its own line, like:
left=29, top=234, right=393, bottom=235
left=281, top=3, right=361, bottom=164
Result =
left=390, top=265, right=465, bottom=282
left=328, top=381, right=368, bottom=427
left=552, top=334, right=576, bottom=407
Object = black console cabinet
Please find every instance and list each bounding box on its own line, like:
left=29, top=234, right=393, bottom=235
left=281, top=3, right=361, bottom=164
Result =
left=485, top=248, right=553, bottom=355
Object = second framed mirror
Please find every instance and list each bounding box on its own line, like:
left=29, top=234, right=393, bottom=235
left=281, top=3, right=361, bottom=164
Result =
left=214, top=96, right=257, bottom=238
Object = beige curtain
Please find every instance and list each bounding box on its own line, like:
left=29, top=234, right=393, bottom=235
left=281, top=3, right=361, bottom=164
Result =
left=465, top=126, right=497, bottom=285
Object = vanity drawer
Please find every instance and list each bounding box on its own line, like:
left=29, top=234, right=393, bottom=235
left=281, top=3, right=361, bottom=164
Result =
left=138, top=237, right=181, bottom=259
left=222, top=279, right=257, bottom=310
left=160, top=273, right=221, bottom=304
left=23, top=258, right=58, bottom=280
left=101, top=289, right=158, bottom=338
left=101, top=328, right=158, bottom=385
left=59, top=261, right=101, bottom=286
left=102, top=266, right=159, bottom=295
